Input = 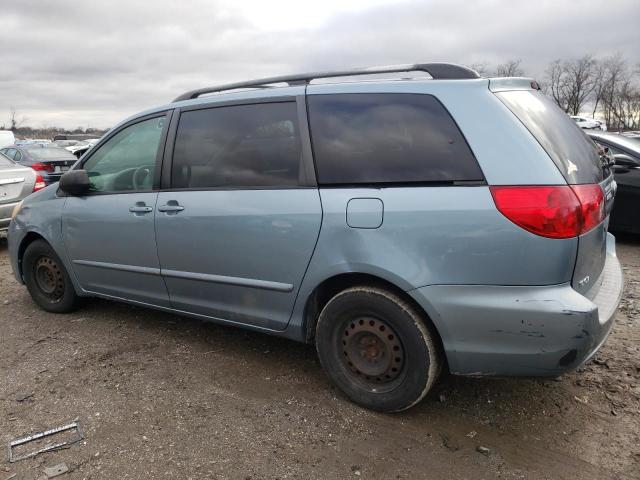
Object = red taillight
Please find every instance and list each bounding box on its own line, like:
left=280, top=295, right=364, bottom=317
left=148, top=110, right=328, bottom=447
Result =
left=33, top=173, right=46, bottom=192
left=31, top=162, right=54, bottom=172
left=570, top=184, right=605, bottom=234
left=490, top=185, right=604, bottom=239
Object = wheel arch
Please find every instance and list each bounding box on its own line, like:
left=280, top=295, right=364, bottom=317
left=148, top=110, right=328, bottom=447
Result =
left=301, top=272, right=446, bottom=365
left=16, top=231, right=47, bottom=281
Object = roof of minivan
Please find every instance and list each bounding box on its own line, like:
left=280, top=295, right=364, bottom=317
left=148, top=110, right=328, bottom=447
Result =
left=113, top=64, right=537, bottom=134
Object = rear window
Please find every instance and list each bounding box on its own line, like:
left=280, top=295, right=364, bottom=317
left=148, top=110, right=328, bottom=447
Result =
left=307, top=93, right=483, bottom=185
left=27, top=147, right=76, bottom=160
left=496, top=90, right=604, bottom=184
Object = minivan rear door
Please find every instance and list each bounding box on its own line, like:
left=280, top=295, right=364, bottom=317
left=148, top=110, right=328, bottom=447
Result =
left=155, top=96, right=321, bottom=331
left=494, top=87, right=613, bottom=296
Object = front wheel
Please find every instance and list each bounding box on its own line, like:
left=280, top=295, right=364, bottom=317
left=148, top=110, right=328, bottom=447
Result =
left=23, top=239, right=80, bottom=313
left=315, top=286, right=441, bottom=412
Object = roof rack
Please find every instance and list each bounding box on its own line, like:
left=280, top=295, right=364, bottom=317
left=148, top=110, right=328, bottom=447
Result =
left=173, top=63, right=480, bottom=102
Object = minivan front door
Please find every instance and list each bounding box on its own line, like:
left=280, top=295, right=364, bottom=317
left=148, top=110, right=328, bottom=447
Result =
left=62, top=114, right=171, bottom=307
left=155, top=100, right=321, bottom=330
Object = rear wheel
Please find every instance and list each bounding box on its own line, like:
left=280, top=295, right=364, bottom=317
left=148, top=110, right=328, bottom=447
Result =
left=315, top=286, right=441, bottom=412
left=23, top=240, right=80, bottom=313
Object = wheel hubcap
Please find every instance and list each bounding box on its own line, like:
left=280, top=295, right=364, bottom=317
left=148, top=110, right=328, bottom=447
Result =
left=34, top=256, right=64, bottom=301
left=342, top=317, right=404, bottom=385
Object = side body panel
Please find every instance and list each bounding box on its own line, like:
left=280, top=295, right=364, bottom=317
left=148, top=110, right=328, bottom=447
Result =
left=61, top=192, right=169, bottom=306
left=284, top=186, right=578, bottom=338
left=155, top=189, right=322, bottom=330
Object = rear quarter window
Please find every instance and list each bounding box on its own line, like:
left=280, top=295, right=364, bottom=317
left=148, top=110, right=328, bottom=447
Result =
left=307, top=93, right=483, bottom=185
left=495, top=90, right=605, bottom=184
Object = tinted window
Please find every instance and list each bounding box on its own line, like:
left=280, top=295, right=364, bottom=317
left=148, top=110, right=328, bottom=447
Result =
left=26, top=147, right=76, bottom=160
left=307, top=93, right=483, bottom=184
left=496, top=90, right=604, bottom=184
left=83, top=116, right=165, bottom=193
left=3, top=149, right=17, bottom=160
left=172, top=102, right=302, bottom=189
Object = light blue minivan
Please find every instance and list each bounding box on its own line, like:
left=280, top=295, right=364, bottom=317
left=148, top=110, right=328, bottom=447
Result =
left=8, top=64, right=623, bottom=411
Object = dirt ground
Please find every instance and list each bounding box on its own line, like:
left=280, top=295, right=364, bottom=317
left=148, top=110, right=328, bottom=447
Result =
left=0, top=235, right=638, bottom=480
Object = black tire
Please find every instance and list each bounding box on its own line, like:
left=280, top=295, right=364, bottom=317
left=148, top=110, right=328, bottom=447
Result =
left=316, top=286, right=441, bottom=412
left=23, top=239, right=80, bottom=313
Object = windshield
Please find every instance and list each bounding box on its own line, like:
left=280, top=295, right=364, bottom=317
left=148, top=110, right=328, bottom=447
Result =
left=496, top=90, right=605, bottom=184
left=27, top=147, right=76, bottom=160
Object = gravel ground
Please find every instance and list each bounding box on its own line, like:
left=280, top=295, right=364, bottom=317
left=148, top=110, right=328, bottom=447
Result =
left=0, top=235, right=638, bottom=480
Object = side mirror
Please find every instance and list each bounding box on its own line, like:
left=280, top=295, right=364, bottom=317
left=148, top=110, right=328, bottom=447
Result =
left=59, top=169, right=91, bottom=196
left=613, top=154, right=638, bottom=168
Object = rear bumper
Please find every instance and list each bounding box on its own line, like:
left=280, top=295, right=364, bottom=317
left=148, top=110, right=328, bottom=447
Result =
left=409, top=233, right=623, bottom=376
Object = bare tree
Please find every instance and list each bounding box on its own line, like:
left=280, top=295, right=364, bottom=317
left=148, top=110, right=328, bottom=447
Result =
left=600, top=54, right=628, bottom=130
left=544, top=59, right=570, bottom=112
left=564, top=54, right=597, bottom=115
left=495, top=59, right=524, bottom=77
left=469, top=62, right=490, bottom=77
left=591, top=60, right=609, bottom=118
left=8, top=106, right=27, bottom=132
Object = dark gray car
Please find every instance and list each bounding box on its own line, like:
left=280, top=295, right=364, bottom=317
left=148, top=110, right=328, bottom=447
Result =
left=587, top=131, right=640, bottom=234
left=1, top=144, right=77, bottom=185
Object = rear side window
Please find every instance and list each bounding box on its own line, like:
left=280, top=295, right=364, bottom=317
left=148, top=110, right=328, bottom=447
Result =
left=2, top=149, right=17, bottom=160
left=172, top=102, right=302, bottom=189
left=496, top=90, right=604, bottom=184
left=307, top=93, right=483, bottom=185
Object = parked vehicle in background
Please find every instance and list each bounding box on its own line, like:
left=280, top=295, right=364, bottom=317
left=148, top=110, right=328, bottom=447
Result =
left=15, top=139, right=52, bottom=146
left=621, top=130, right=640, bottom=139
left=587, top=131, right=640, bottom=234
left=53, top=133, right=105, bottom=142
left=0, top=151, right=43, bottom=232
left=571, top=116, right=607, bottom=131
left=8, top=64, right=623, bottom=412
left=0, top=144, right=77, bottom=185
left=0, top=130, right=16, bottom=149
left=66, top=139, right=100, bottom=158
left=53, top=140, right=81, bottom=148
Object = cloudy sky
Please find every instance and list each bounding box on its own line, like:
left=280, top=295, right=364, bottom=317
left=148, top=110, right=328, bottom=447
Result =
left=1, top=0, right=638, bottom=129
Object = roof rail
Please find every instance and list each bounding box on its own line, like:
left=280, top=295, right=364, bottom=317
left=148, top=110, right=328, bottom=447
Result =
left=173, top=63, right=480, bottom=102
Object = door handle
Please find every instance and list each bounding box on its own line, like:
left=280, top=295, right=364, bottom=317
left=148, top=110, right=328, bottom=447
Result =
left=158, top=201, right=184, bottom=213
left=129, top=204, right=153, bottom=214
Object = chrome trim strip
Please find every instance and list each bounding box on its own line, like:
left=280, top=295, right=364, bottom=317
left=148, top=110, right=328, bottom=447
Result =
left=0, top=177, right=25, bottom=186
left=72, top=260, right=161, bottom=276
left=73, top=260, right=293, bottom=293
left=161, top=268, right=294, bottom=292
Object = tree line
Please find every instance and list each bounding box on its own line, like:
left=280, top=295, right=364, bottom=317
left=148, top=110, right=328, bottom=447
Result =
left=472, top=55, right=640, bottom=131
left=3, top=54, right=639, bottom=135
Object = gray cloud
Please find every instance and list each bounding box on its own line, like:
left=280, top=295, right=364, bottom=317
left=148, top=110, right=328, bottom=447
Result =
left=1, top=0, right=638, bottom=129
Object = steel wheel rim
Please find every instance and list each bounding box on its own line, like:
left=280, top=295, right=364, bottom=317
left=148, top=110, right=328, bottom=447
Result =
left=340, top=316, right=405, bottom=392
left=34, top=256, right=64, bottom=302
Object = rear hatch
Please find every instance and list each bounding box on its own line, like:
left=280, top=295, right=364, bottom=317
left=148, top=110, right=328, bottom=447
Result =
left=493, top=86, right=614, bottom=297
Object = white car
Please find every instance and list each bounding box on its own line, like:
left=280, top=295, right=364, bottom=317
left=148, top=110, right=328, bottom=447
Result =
left=571, top=116, right=607, bottom=131
left=0, top=130, right=16, bottom=149
left=65, top=139, right=100, bottom=157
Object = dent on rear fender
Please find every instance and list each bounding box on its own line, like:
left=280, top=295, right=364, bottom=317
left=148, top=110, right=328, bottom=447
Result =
left=408, top=283, right=599, bottom=375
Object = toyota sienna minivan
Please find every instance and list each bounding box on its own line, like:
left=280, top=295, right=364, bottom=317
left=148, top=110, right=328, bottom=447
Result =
left=8, top=63, right=623, bottom=412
